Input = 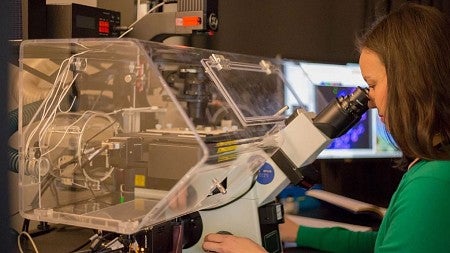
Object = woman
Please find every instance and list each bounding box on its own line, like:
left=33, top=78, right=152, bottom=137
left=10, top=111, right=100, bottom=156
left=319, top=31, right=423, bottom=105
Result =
left=202, top=3, right=450, bottom=253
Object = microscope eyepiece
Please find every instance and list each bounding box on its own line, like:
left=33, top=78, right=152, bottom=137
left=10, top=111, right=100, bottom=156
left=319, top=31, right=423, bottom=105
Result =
left=339, top=86, right=369, bottom=117
left=313, top=86, right=370, bottom=139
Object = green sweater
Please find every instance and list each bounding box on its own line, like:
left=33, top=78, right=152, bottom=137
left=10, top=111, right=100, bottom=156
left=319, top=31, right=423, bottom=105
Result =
left=297, top=160, right=450, bottom=252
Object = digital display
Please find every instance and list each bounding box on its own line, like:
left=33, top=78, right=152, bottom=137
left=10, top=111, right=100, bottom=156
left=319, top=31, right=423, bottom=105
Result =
left=98, top=20, right=110, bottom=34
left=75, top=16, right=110, bottom=34
left=76, top=15, right=95, bottom=30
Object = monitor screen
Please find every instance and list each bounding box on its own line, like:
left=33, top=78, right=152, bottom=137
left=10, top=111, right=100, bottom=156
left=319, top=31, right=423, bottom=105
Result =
left=283, top=60, right=401, bottom=159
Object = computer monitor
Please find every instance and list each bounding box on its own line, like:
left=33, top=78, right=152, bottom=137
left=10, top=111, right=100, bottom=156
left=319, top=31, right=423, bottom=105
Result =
left=283, top=60, right=401, bottom=159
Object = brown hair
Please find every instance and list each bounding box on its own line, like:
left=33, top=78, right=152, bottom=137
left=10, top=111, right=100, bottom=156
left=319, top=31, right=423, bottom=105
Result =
left=357, top=3, right=450, bottom=161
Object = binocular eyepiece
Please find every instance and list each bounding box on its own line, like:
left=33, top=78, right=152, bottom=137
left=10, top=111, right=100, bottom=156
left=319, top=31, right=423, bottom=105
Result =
left=313, top=86, right=370, bottom=139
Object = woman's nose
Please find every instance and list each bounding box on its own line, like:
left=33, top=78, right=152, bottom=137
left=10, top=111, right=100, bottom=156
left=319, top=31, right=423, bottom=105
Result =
left=367, top=90, right=376, bottom=108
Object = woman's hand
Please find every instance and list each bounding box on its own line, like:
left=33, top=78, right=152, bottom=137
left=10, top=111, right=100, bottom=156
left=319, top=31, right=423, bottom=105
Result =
left=202, top=233, right=268, bottom=253
left=279, top=216, right=300, bottom=242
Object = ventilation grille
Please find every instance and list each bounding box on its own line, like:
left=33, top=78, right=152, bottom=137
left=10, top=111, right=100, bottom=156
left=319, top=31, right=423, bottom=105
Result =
left=178, top=0, right=205, bottom=12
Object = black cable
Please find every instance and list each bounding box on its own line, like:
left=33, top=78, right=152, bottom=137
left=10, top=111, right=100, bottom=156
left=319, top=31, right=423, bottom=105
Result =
left=69, top=239, right=92, bottom=253
left=92, top=236, right=123, bottom=253
left=200, top=173, right=258, bottom=211
left=22, top=218, right=30, bottom=233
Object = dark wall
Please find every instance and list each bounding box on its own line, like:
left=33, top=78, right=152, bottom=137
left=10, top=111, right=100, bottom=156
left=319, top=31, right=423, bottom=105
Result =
left=208, top=0, right=449, bottom=63
left=209, top=0, right=372, bottom=63
left=390, top=0, right=450, bottom=13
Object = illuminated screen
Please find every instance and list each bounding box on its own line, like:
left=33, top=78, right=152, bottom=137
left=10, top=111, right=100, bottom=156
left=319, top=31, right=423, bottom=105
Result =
left=99, top=20, right=110, bottom=34
left=283, top=61, right=401, bottom=159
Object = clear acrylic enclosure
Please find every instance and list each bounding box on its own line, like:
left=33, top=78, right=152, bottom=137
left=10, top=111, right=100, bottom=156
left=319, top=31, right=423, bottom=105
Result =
left=18, top=39, right=301, bottom=234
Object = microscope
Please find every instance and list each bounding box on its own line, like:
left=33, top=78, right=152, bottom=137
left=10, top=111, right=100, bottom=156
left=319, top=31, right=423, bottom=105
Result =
left=17, top=39, right=368, bottom=253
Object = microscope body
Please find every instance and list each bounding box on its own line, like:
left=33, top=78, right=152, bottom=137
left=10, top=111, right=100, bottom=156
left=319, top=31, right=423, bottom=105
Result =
left=185, top=109, right=334, bottom=252
left=17, top=38, right=368, bottom=252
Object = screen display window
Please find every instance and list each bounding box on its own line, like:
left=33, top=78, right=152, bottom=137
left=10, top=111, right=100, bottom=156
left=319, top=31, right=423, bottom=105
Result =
left=76, top=15, right=95, bottom=30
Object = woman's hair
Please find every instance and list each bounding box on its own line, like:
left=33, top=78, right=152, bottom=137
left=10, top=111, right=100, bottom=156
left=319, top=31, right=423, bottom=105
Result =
left=356, top=3, right=450, bottom=161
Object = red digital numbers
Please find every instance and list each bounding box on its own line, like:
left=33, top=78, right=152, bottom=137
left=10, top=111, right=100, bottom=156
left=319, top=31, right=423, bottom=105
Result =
left=99, top=20, right=110, bottom=34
